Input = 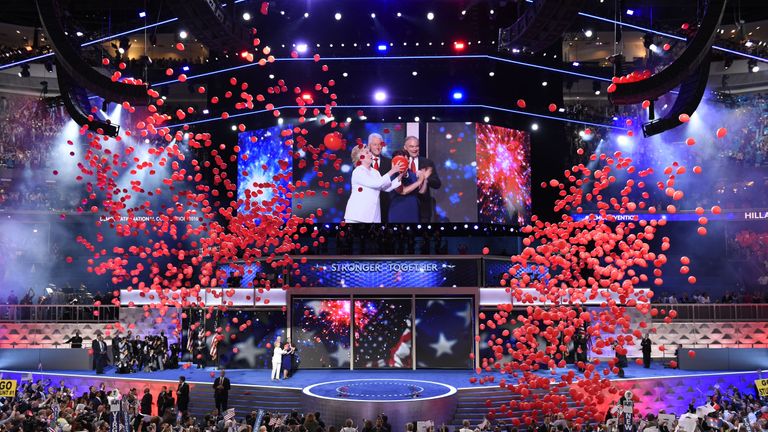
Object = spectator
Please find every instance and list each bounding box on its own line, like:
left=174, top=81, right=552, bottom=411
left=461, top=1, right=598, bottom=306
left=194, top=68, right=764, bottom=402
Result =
left=176, top=376, right=190, bottom=416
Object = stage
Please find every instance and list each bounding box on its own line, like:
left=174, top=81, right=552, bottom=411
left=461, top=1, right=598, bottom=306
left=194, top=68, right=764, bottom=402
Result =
left=0, top=362, right=750, bottom=390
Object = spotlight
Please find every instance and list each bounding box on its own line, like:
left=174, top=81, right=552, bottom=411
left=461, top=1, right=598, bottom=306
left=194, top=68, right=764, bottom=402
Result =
left=643, top=33, right=654, bottom=49
left=572, top=62, right=580, bottom=66
left=242, top=12, right=251, bottom=21
left=370, top=13, right=376, bottom=19
left=626, top=9, right=635, bottom=16
left=304, top=12, right=309, bottom=18
left=483, top=116, right=490, bottom=123
left=301, top=92, right=312, bottom=101
left=296, top=43, right=308, bottom=53
left=412, top=71, right=418, bottom=76
left=102, top=100, right=109, bottom=112
left=138, top=11, right=146, bottom=18
left=592, top=81, right=601, bottom=95
left=397, top=12, right=402, bottom=17
left=373, top=90, right=387, bottom=102
left=377, top=44, right=388, bottom=52
left=414, top=116, right=420, bottom=122
left=584, top=29, right=593, bottom=38
left=334, top=12, right=342, bottom=20
left=453, top=41, right=465, bottom=51
left=748, top=59, right=759, bottom=73
left=724, top=58, right=733, bottom=70
left=18, top=64, right=30, bottom=78
left=202, top=109, right=209, bottom=114
left=451, top=90, right=464, bottom=101
left=182, top=65, right=190, bottom=72
left=649, top=43, right=660, bottom=53
left=531, top=123, right=539, bottom=131
left=179, top=30, right=188, bottom=39
left=75, top=31, right=84, bottom=37
left=541, top=81, right=548, bottom=86
left=44, top=61, right=53, bottom=73
left=427, top=12, right=435, bottom=20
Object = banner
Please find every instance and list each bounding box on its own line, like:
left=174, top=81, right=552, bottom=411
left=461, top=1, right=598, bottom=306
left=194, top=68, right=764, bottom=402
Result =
left=755, top=379, right=768, bottom=397
left=254, top=409, right=265, bottom=430
left=294, top=259, right=479, bottom=288
left=0, top=380, right=17, bottom=398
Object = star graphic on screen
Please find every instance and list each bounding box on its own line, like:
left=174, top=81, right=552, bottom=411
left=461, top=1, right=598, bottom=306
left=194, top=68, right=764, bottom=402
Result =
left=456, top=302, right=472, bottom=327
left=430, top=333, right=457, bottom=357
left=329, top=345, right=351, bottom=367
left=233, top=336, right=267, bottom=368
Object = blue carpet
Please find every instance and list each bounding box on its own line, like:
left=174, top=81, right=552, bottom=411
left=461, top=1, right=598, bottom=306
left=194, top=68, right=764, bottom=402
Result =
left=7, top=362, right=746, bottom=390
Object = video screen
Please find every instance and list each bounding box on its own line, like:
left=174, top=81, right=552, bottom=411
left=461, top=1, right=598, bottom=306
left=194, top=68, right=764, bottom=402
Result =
left=353, top=298, right=412, bottom=368
left=238, top=122, right=531, bottom=225
left=291, top=298, right=351, bottom=368
left=214, top=309, right=286, bottom=369
left=415, top=298, right=474, bottom=368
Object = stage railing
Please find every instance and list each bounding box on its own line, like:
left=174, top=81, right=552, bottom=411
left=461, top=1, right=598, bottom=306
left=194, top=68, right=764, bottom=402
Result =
left=0, top=305, right=119, bottom=322
left=649, top=303, right=768, bottom=321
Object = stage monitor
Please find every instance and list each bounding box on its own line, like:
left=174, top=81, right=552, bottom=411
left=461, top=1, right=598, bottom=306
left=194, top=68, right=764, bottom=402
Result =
left=237, top=121, right=531, bottom=225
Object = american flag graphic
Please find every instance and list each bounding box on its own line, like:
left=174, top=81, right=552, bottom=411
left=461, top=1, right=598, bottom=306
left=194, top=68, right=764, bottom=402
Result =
left=353, top=299, right=412, bottom=368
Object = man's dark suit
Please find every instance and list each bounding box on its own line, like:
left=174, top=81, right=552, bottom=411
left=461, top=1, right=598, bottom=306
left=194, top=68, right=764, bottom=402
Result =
left=92, top=339, right=108, bottom=374
left=416, top=156, right=441, bottom=223
left=213, top=376, right=231, bottom=412
left=176, top=382, right=190, bottom=414
left=373, top=155, right=392, bottom=223
left=140, top=392, right=153, bottom=415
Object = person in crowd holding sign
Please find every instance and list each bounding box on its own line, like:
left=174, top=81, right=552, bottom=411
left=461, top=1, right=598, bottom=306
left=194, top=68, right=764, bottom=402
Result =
left=344, top=145, right=404, bottom=223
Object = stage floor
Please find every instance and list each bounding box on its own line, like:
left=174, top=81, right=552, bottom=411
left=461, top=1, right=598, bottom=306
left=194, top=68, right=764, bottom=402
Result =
left=6, top=362, right=754, bottom=390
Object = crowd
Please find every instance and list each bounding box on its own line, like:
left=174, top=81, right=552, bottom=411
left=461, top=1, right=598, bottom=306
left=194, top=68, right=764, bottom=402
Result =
left=1, top=375, right=766, bottom=432
left=111, top=332, right=181, bottom=374
left=0, top=289, right=118, bottom=323
left=0, top=96, right=67, bottom=170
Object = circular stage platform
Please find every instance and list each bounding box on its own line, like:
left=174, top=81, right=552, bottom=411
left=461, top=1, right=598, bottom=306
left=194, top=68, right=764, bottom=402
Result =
left=302, top=379, right=457, bottom=427
left=304, top=379, right=456, bottom=401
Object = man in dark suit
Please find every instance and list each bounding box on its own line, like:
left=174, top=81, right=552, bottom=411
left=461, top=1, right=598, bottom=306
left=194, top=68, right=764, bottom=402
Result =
left=65, top=331, right=83, bottom=348
left=140, top=387, right=153, bottom=416
left=641, top=333, right=652, bottom=368
left=157, top=385, right=173, bottom=416
left=403, top=136, right=442, bottom=222
left=212, top=369, right=231, bottom=412
left=92, top=333, right=108, bottom=374
left=369, top=133, right=392, bottom=223
left=176, top=376, right=190, bottom=416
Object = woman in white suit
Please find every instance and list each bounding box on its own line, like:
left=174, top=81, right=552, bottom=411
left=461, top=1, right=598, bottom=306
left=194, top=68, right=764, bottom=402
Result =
left=271, top=336, right=283, bottom=381
left=344, top=145, right=404, bottom=223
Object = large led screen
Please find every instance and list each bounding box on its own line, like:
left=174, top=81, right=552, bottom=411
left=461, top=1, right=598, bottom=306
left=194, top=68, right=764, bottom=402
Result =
left=237, top=122, right=531, bottom=225
left=415, top=298, right=474, bottom=368
left=353, top=298, right=412, bottom=368
left=292, top=298, right=351, bottom=368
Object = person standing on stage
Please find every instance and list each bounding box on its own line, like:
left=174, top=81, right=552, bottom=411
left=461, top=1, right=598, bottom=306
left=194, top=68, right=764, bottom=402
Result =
left=213, top=369, right=231, bottom=412
left=403, top=136, right=441, bottom=223
left=368, top=133, right=392, bottom=222
left=641, top=333, right=652, bottom=368
left=157, top=385, right=172, bottom=417
left=176, top=376, right=190, bottom=416
left=65, top=330, right=83, bottom=348
left=140, top=387, right=153, bottom=416
left=271, top=336, right=284, bottom=381
left=282, top=340, right=296, bottom=380
left=343, top=145, right=404, bottom=223
left=194, top=329, right=207, bottom=369
left=92, top=333, right=108, bottom=374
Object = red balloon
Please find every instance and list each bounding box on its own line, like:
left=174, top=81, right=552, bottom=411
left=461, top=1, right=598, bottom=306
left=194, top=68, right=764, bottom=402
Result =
left=392, top=155, right=408, bottom=172
left=678, top=113, right=690, bottom=123
left=688, top=350, right=696, bottom=358
left=548, top=103, right=557, bottom=112
left=716, top=127, right=727, bottom=138
left=482, top=247, right=490, bottom=255
left=323, top=132, right=344, bottom=151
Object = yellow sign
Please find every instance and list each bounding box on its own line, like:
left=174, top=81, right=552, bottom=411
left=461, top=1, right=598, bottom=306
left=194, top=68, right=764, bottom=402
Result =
left=0, top=380, right=17, bottom=398
left=755, top=379, right=768, bottom=397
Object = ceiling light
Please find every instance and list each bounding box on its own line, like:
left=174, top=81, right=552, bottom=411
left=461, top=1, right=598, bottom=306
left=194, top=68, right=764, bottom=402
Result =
left=414, top=116, right=420, bottom=122
left=377, top=44, right=388, bottom=52
left=373, top=90, right=387, bottom=102
left=541, top=81, right=548, bottom=86
left=75, top=31, right=84, bottom=37
left=451, top=90, right=464, bottom=101
left=179, top=30, right=188, bottom=39
left=334, top=12, right=342, bottom=20
left=138, top=11, right=146, bottom=18
left=412, top=71, right=418, bottom=76
left=584, top=29, right=593, bottom=37
left=427, top=12, right=435, bottom=20
left=489, top=72, right=495, bottom=77
left=626, top=9, right=635, bottom=16
left=531, top=123, right=539, bottom=131
left=242, top=12, right=251, bottom=21
left=296, top=43, right=308, bottom=53
left=483, top=116, right=490, bottom=123
left=370, top=13, right=376, bottom=19
left=397, top=12, right=402, bottom=17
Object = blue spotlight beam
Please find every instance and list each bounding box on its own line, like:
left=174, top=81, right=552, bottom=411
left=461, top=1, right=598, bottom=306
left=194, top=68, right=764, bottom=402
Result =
left=166, top=103, right=630, bottom=131
left=152, top=54, right=612, bottom=87
left=0, top=18, right=179, bottom=71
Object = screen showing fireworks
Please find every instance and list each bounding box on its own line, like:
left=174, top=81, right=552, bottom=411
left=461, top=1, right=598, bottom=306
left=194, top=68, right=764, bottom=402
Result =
left=353, top=298, right=412, bottom=368
left=292, top=298, right=352, bottom=368
left=238, top=122, right=531, bottom=225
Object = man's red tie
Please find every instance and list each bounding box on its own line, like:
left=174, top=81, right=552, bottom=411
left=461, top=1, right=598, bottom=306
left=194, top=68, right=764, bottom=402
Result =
left=409, top=158, right=416, bottom=172
left=373, top=158, right=379, bottom=170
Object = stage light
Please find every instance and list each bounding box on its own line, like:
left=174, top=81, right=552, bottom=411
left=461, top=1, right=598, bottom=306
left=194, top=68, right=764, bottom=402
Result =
left=138, top=11, right=146, bottom=18
left=334, top=12, right=342, bottom=21
left=649, top=43, right=660, bottom=53
left=626, top=9, right=635, bottom=16
left=489, top=72, right=495, bottom=77
left=584, top=29, right=593, bottom=37
left=240, top=50, right=249, bottom=58
left=373, top=90, right=387, bottom=102
left=745, top=40, right=753, bottom=48
left=296, top=43, right=308, bottom=53
left=370, top=13, right=376, bottom=19
left=451, top=90, right=464, bottom=101
left=377, top=44, right=388, bottom=52
left=231, top=125, right=237, bottom=131
left=531, top=123, right=539, bottom=131
left=179, top=30, right=188, bottom=39
left=427, top=12, right=435, bottom=20
left=617, top=135, right=630, bottom=145
left=483, top=116, right=490, bottom=122
left=453, top=41, right=465, bottom=51
left=397, top=12, right=402, bottom=17
left=724, top=58, right=733, bottom=70
left=572, top=61, right=580, bottom=66
left=182, top=65, right=190, bottom=71
left=461, top=10, right=467, bottom=16
left=541, top=81, right=548, bottom=86
left=412, top=71, right=418, bottom=76
left=242, top=12, right=251, bottom=21
left=304, top=12, right=309, bottom=18
left=202, top=109, right=209, bottom=114
left=345, top=117, right=352, bottom=123
left=414, top=116, right=420, bottom=122
left=301, top=92, right=312, bottom=101
left=75, top=31, right=84, bottom=37
left=749, top=59, right=759, bottom=73
left=18, top=64, right=30, bottom=77
left=44, top=61, right=53, bottom=73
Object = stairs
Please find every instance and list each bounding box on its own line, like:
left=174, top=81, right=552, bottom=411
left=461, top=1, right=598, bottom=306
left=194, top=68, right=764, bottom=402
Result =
left=188, top=383, right=303, bottom=420
left=448, top=386, right=579, bottom=428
